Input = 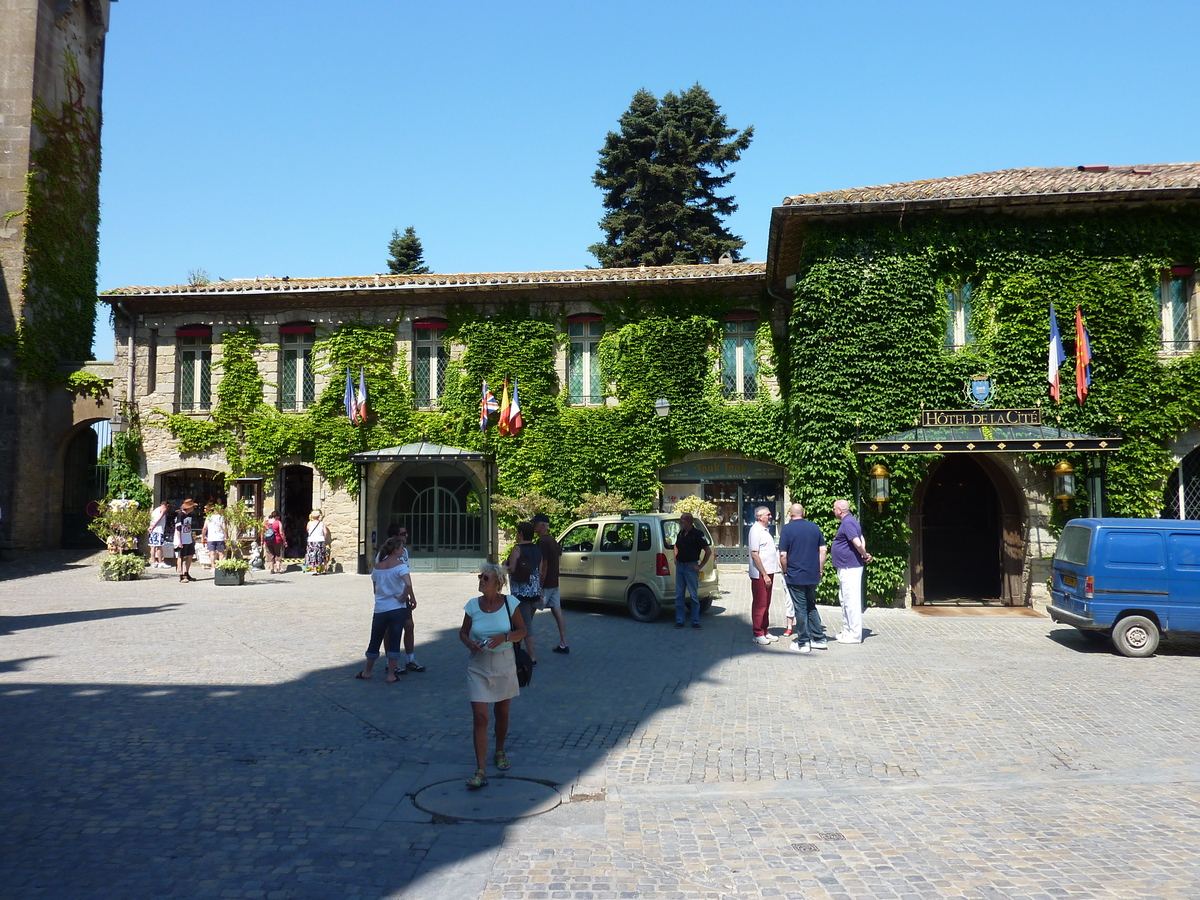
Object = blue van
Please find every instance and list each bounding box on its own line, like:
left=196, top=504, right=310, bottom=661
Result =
left=1049, top=518, right=1200, bottom=657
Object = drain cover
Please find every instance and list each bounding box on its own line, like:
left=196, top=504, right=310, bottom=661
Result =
left=414, top=777, right=562, bottom=822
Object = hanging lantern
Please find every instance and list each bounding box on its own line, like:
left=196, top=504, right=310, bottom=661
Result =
left=1053, top=460, right=1076, bottom=510
left=869, top=463, right=890, bottom=512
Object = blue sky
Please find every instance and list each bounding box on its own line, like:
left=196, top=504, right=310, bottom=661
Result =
left=92, top=0, right=1200, bottom=359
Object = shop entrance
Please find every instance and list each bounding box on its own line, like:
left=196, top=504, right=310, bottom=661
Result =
left=376, top=463, right=484, bottom=563
left=920, top=456, right=1003, bottom=601
left=278, top=465, right=313, bottom=557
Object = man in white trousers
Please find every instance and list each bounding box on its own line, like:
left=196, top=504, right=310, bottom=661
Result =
left=831, top=499, right=871, bottom=643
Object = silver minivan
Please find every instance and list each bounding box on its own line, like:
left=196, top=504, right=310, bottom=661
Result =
left=556, top=513, right=721, bottom=621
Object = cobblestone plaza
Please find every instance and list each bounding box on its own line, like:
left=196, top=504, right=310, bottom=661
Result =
left=2, top=559, right=1199, bottom=899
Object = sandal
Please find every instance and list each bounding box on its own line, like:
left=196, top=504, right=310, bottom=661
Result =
left=466, top=769, right=489, bottom=789
left=494, top=751, right=510, bottom=771
left=354, top=671, right=370, bottom=680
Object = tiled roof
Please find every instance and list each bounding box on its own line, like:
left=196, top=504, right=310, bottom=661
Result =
left=782, top=163, right=1200, bottom=207
left=103, top=262, right=765, bottom=297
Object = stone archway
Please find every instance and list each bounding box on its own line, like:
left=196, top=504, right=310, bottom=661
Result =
left=910, top=455, right=1026, bottom=605
left=376, top=462, right=485, bottom=567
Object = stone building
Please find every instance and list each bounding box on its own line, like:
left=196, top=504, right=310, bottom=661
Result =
left=0, top=0, right=115, bottom=556
left=103, top=164, right=1200, bottom=606
left=102, top=262, right=774, bottom=572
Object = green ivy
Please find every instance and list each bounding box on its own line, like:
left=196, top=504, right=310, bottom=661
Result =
left=8, top=54, right=101, bottom=381
left=787, top=207, right=1200, bottom=603
left=66, top=369, right=109, bottom=400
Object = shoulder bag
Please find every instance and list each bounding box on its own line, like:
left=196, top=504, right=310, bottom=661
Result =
left=504, top=594, right=534, bottom=687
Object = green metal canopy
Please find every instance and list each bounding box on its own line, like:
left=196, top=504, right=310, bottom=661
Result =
left=855, top=424, right=1121, bottom=455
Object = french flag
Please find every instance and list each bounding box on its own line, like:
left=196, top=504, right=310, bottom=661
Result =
left=355, top=367, right=370, bottom=423
left=1048, top=304, right=1065, bottom=402
left=508, top=378, right=524, bottom=435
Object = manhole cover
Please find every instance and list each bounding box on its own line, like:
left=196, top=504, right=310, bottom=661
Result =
left=414, top=777, right=562, bottom=822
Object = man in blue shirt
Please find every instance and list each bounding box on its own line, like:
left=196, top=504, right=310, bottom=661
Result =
left=831, top=499, right=872, bottom=643
left=777, top=503, right=829, bottom=654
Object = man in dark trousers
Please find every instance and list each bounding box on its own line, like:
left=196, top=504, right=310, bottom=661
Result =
left=778, top=503, right=829, bottom=654
left=673, top=512, right=712, bottom=629
left=531, top=513, right=569, bottom=654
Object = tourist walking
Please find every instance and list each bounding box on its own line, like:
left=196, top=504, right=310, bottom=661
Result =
left=506, top=521, right=544, bottom=664
left=749, top=506, right=781, bottom=644
left=173, top=498, right=199, bottom=582
left=673, top=512, right=712, bottom=629
left=531, top=513, right=569, bottom=653
left=304, top=510, right=330, bottom=573
left=831, top=499, right=872, bottom=643
left=459, top=563, right=526, bottom=789
left=147, top=500, right=171, bottom=568
left=377, top=523, right=424, bottom=673
left=356, top=537, right=411, bottom=684
left=201, top=504, right=227, bottom=564
left=262, top=510, right=285, bottom=573
left=778, top=503, right=829, bottom=654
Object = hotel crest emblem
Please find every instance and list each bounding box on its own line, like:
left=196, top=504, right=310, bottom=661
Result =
left=964, top=375, right=996, bottom=409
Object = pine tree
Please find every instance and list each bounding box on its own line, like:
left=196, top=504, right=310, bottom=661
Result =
left=589, top=85, right=753, bottom=269
left=386, top=226, right=431, bottom=274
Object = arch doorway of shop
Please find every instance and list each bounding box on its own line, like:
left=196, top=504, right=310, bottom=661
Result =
left=914, top=455, right=1024, bottom=604
left=377, top=463, right=484, bottom=568
left=60, top=420, right=111, bottom=549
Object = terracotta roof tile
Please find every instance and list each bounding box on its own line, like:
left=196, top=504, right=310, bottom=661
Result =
left=103, top=262, right=765, bottom=297
left=782, top=163, right=1200, bottom=207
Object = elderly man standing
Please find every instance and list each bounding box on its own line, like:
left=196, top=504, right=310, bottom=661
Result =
left=778, top=503, right=829, bottom=654
left=831, top=499, right=872, bottom=643
left=748, top=505, right=781, bottom=645
left=673, top=512, right=712, bottom=629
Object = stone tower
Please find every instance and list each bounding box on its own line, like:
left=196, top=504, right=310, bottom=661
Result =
left=0, top=0, right=114, bottom=555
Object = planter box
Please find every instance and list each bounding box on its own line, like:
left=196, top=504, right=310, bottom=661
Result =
left=214, top=568, right=246, bottom=586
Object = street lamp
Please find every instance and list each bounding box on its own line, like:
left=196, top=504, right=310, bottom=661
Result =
left=869, top=463, right=890, bottom=512
left=654, top=397, right=671, bottom=418
left=1053, top=460, right=1076, bottom=510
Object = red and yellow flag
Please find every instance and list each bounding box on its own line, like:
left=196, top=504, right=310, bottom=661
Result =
left=497, top=379, right=511, bottom=436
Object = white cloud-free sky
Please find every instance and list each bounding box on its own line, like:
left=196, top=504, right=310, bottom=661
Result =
left=92, top=0, right=1200, bottom=358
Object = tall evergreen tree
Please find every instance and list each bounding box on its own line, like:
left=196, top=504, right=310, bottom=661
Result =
left=589, top=85, right=753, bottom=268
left=386, top=226, right=431, bottom=274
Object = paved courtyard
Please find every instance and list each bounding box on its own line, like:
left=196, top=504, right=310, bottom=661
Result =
left=2, top=555, right=1199, bottom=899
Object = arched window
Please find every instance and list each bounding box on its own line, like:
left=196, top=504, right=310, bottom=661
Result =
left=1156, top=267, right=1195, bottom=353
left=567, top=315, right=604, bottom=405
left=279, top=323, right=316, bottom=410
left=721, top=312, right=758, bottom=400
left=176, top=325, right=212, bottom=412
left=1163, top=445, right=1200, bottom=518
left=413, top=319, right=449, bottom=407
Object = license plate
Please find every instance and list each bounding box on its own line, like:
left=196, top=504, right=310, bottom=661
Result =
left=1061, top=572, right=1077, bottom=588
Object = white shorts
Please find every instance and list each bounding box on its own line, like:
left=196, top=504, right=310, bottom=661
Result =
left=541, top=587, right=561, bottom=608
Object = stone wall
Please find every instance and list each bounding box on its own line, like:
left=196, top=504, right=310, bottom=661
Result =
left=0, top=0, right=111, bottom=555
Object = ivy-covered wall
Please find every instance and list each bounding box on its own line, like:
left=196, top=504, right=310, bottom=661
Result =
left=784, top=206, right=1200, bottom=601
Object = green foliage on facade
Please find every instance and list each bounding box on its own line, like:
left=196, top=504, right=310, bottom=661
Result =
left=787, top=207, right=1200, bottom=602
left=590, top=85, right=753, bottom=268
left=9, top=54, right=101, bottom=381
left=66, top=369, right=109, bottom=400
left=103, top=417, right=152, bottom=507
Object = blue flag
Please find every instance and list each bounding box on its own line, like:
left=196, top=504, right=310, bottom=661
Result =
left=344, top=367, right=356, bottom=423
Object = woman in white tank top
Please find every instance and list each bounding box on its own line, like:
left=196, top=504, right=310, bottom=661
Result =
left=355, top=537, right=413, bottom=683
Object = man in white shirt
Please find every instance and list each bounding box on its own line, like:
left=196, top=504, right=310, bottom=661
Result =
left=748, top=505, right=781, bottom=645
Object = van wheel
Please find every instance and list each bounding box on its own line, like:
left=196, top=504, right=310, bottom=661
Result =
left=628, top=587, right=661, bottom=622
left=1112, top=615, right=1159, bottom=658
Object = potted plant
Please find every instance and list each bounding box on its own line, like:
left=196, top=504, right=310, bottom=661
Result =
left=214, top=557, right=250, bottom=586
left=100, top=553, right=147, bottom=582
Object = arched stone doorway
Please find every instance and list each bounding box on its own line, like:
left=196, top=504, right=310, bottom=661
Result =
left=376, top=463, right=484, bottom=566
left=60, top=420, right=111, bottom=549
left=911, top=455, right=1025, bottom=605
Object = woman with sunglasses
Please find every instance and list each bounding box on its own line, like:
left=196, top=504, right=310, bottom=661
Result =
left=459, top=563, right=526, bottom=789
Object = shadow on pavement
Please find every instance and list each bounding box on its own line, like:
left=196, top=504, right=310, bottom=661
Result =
left=0, top=594, right=761, bottom=899
left=0, top=549, right=107, bottom=582
left=0, top=604, right=183, bottom=636
left=1045, top=626, right=1200, bottom=657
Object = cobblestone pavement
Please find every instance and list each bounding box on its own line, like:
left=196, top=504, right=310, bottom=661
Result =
left=2, top=559, right=1199, bottom=899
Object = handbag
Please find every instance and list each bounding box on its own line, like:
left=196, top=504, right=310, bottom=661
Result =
left=504, top=595, right=534, bottom=687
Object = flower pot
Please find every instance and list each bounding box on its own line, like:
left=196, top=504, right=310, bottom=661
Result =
left=214, top=568, right=246, bottom=586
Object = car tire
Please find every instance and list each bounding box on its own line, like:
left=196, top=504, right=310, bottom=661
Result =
left=1111, top=615, right=1159, bottom=658
left=628, top=586, right=661, bottom=622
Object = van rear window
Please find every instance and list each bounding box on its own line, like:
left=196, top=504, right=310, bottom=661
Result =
left=1055, top=525, right=1092, bottom=566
